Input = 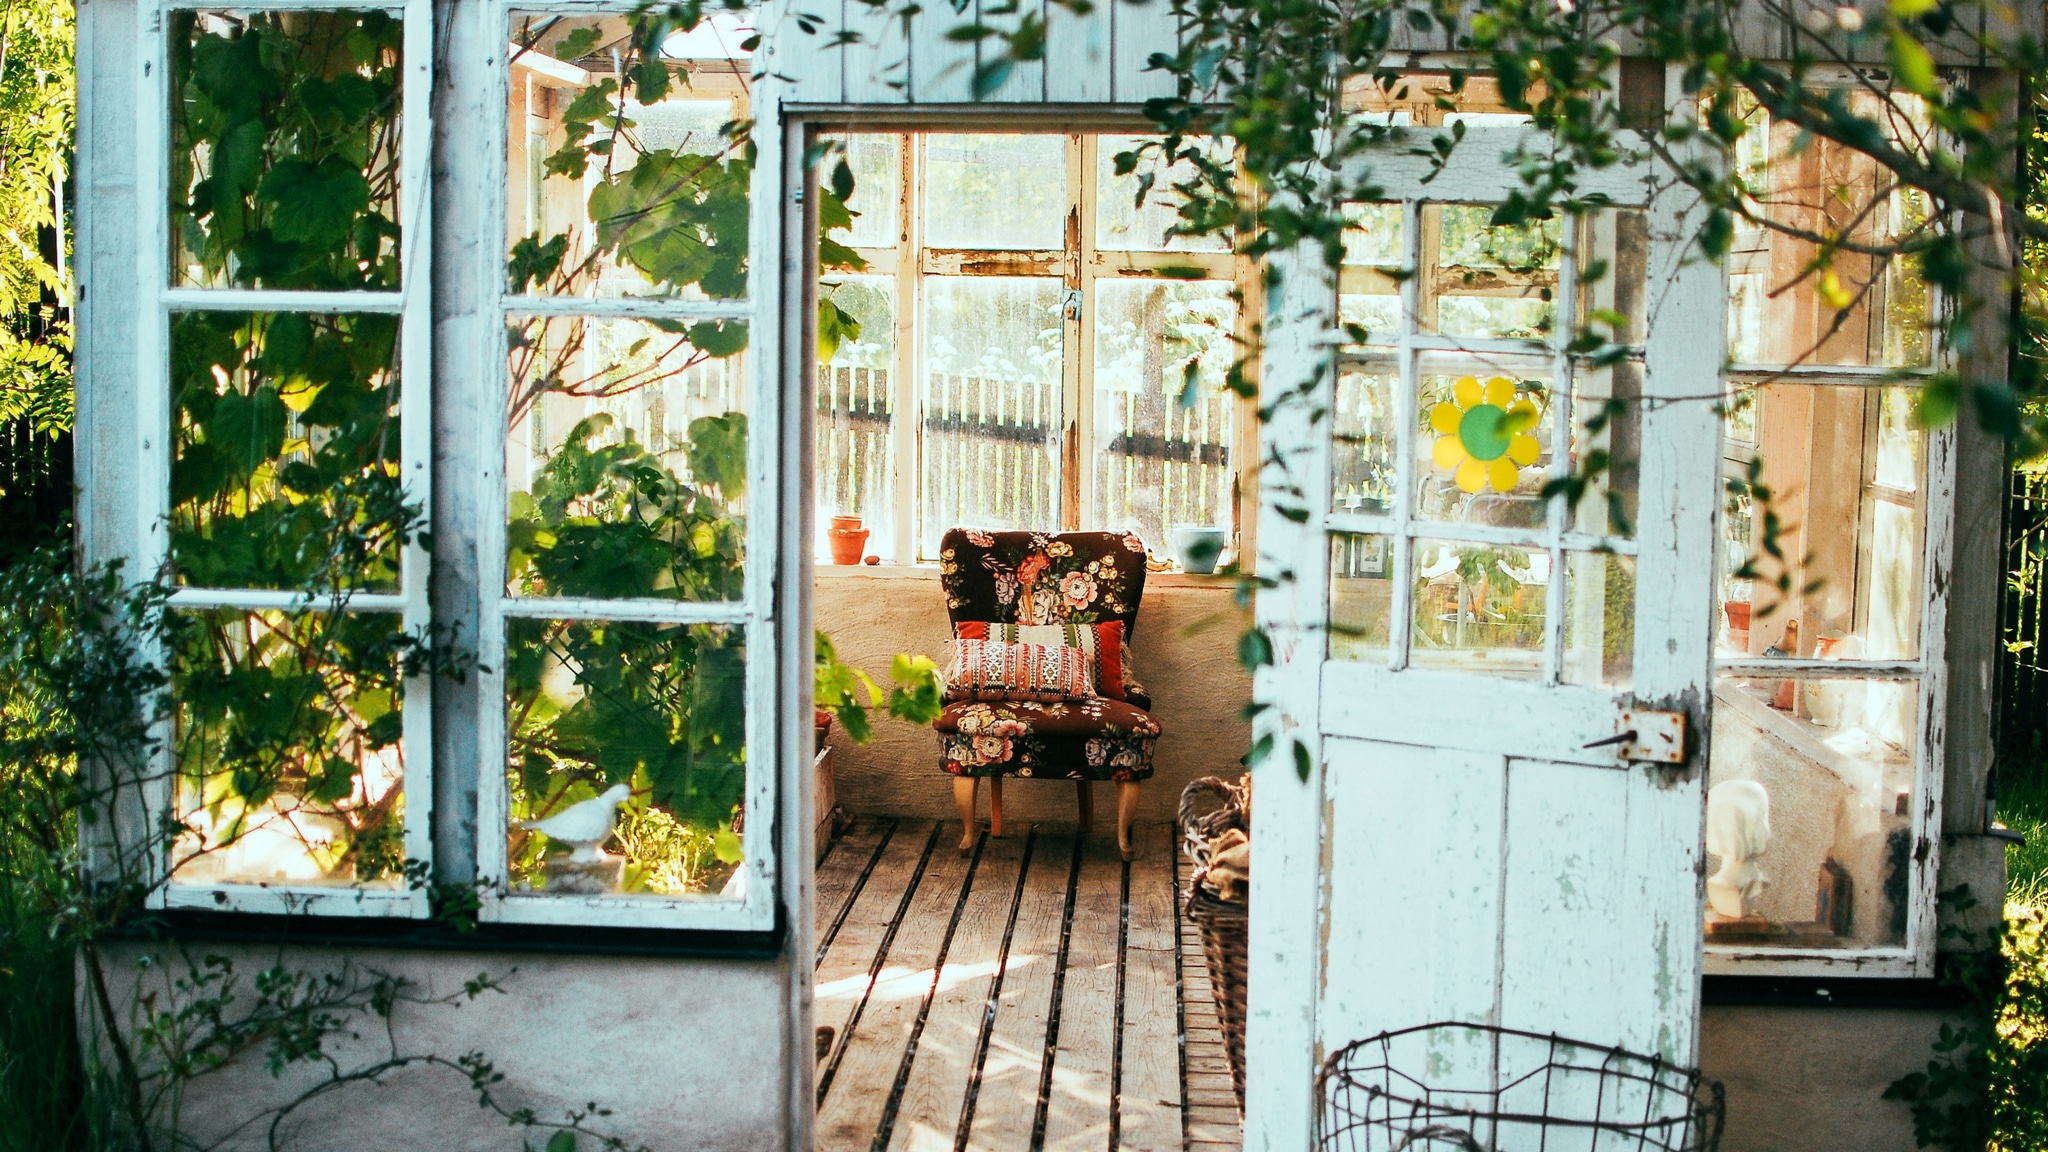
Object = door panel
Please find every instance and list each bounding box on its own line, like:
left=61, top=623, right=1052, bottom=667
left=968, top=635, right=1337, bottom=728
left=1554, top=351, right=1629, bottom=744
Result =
left=1246, top=74, right=1720, bottom=1146
left=1320, top=662, right=1625, bottom=767
left=1318, top=740, right=1505, bottom=1050
left=1498, top=757, right=1650, bottom=1044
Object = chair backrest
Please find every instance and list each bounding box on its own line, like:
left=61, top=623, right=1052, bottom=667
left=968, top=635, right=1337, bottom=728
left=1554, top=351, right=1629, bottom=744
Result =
left=938, top=529, right=1150, bottom=638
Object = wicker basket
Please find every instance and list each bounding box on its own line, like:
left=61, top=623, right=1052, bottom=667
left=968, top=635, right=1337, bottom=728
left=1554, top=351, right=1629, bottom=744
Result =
left=1180, top=775, right=1251, bottom=1111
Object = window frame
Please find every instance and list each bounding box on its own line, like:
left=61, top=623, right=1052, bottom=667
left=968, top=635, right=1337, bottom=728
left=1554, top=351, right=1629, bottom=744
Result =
left=1700, top=69, right=1956, bottom=978
left=819, top=129, right=1257, bottom=567
left=138, top=0, right=438, bottom=918
left=473, top=0, right=785, bottom=932
left=1707, top=364, right=1955, bottom=979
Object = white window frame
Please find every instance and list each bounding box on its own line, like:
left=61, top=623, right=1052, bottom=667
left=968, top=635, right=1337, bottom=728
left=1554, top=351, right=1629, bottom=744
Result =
left=1707, top=364, right=1954, bottom=978
left=1703, top=67, right=1955, bottom=976
left=818, top=129, right=1258, bottom=567
left=137, top=0, right=437, bottom=918
left=473, top=0, right=786, bottom=931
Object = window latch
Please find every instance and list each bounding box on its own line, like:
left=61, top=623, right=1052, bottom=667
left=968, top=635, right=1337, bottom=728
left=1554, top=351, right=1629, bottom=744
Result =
left=1585, top=709, right=1687, bottom=764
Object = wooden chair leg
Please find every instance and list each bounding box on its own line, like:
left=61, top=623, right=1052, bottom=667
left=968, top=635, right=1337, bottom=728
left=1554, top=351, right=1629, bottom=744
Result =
left=1076, top=780, right=1094, bottom=831
left=1116, top=781, right=1141, bottom=861
left=953, top=776, right=979, bottom=854
left=989, top=776, right=1004, bottom=839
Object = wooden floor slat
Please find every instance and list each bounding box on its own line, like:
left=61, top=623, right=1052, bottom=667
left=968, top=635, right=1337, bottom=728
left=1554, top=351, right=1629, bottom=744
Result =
left=819, top=822, right=1242, bottom=1152
left=820, top=822, right=978, bottom=1152
left=964, top=830, right=1075, bottom=1152
left=817, top=821, right=939, bottom=1083
left=1040, top=833, right=1124, bottom=1152
left=1119, top=824, right=1181, bottom=1152
left=816, top=818, right=895, bottom=959
left=886, top=832, right=1029, bottom=1152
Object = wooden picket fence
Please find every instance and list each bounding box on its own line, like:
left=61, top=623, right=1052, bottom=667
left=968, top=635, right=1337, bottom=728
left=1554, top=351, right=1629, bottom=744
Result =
left=814, top=365, right=1234, bottom=555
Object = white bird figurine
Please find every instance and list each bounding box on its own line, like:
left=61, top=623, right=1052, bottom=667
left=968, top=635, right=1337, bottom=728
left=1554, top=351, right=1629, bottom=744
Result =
left=521, top=783, right=632, bottom=862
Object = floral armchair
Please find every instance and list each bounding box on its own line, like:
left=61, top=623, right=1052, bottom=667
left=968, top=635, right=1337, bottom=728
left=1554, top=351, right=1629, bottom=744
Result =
left=934, top=528, right=1158, bottom=859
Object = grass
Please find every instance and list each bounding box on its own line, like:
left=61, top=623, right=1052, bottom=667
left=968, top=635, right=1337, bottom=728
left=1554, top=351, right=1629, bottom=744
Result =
left=2002, top=766, right=2048, bottom=910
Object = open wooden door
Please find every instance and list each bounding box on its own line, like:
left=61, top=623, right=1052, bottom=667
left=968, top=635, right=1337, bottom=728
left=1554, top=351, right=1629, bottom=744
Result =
left=1244, top=115, right=1726, bottom=1149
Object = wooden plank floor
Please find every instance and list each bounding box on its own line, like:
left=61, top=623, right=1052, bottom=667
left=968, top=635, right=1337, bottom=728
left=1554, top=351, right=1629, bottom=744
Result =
left=816, top=818, right=1244, bottom=1152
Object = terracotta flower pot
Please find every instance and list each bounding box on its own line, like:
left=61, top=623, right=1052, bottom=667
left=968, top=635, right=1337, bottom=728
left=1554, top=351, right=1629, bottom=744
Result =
left=827, top=516, right=869, bottom=565
left=1721, top=599, right=1752, bottom=654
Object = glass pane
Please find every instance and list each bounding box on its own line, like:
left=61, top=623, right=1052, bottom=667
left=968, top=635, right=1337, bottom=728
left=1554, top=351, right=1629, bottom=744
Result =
left=171, top=608, right=407, bottom=888
left=1568, top=361, right=1642, bottom=538
left=920, top=277, right=1063, bottom=556
left=817, top=276, right=896, bottom=563
left=506, top=316, right=748, bottom=600
left=506, top=12, right=750, bottom=299
left=1415, top=362, right=1554, bottom=531
left=1096, top=136, right=1230, bottom=253
left=1092, top=280, right=1235, bottom=551
left=1341, top=71, right=1526, bottom=123
left=1578, top=210, right=1649, bottom=347
left=1339, top=296, right=1400, bottom=346
left=1331, top=368, right=1396, bottom=515
left=1342, top=202, right=1404, bottom=267
left=170, top=311, right=405, bottom=592
left=1409, top=538, right=1547, bottom=679
left=1329, top=533, right=1393, bottom=662
left=506, top=618, right=747, bottom=898
left=1718, top=384, right=1924, bottom=660
left=1562, top=551, right=1634, bottom=689
left=1422, top=205, right=1559, bottom=340
left=922, top=135, right=1066, bottom=250
left=1708, top=673, right=1921, bottom=948
left=839, top=134, right=901, bottom=249
left=171, top=10, right=404, bottom=290
left=1723, top=91, right=1934, bottom=367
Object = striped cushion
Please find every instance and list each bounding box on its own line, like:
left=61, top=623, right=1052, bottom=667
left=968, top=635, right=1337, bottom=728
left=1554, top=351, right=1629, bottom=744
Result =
left=956, top=620, right=1130, bottom=701
left=944, top=638, right=1096, bottom=703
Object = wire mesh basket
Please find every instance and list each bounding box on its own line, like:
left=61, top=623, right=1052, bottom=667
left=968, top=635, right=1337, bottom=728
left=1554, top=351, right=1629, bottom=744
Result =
left=1318, top=1023, right=1724, bottom=1152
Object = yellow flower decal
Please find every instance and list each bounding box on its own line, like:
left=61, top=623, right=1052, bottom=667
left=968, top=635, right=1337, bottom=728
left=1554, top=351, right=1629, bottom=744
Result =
left=1429, top=376, right=1542, bottom=494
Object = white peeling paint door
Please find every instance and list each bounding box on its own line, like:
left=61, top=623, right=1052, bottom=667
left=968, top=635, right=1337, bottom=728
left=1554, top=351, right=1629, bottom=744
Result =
left=1244, top=120, right=1725, bottom=1150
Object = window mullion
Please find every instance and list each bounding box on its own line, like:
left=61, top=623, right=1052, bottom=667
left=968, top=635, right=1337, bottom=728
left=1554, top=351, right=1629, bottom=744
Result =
left=1074, top=134, right=1098, bottom=533
left=894, top=133, right=919, bottom=563
left=1061, top=134, right=1085, bottom=532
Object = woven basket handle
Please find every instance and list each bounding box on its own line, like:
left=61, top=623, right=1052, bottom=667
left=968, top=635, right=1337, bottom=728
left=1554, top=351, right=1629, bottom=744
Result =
left=1179, top=775, right=1245, bottom=873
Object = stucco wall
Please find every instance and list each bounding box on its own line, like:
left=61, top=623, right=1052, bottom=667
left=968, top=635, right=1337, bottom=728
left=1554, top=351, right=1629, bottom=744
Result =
left=814, top=567, right=1255, bottom=824
left=1699, top=1004, right=1953, bottom=1152
left=96, top=940, right=795, bottom=1152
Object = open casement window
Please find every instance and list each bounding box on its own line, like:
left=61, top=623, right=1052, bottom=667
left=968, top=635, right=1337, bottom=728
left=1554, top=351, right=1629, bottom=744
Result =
left=143, top=3, right=435, bottom=916
left=813, top=131, right=1253, bottom=566
left=1703, top=76, right=1952, bottom=977
left=479, top=8, right=780, bottom=929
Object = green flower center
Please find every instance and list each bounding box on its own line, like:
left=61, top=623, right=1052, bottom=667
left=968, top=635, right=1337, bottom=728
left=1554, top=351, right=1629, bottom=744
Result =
left=1458, top=404, right=1512, bottom=461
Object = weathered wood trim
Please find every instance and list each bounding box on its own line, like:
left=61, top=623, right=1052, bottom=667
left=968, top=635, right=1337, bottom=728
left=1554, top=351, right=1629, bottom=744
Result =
left=1243, top=236, right=1332, bottom=1152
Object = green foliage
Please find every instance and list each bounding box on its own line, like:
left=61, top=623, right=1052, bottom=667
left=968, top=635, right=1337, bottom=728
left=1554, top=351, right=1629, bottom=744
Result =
left=169, top=310, right=408, bottom=592
left=507, top=412, right=747, bottom=603
left=169, top=9, right=402, bottom=291
left=0, top=545, right=166, bottom=1150
left=503, top=397, right=754, bottom=893
left=0, top=0, right=74, bottom=439
left=1882, top=887, right=2048, bottom=1151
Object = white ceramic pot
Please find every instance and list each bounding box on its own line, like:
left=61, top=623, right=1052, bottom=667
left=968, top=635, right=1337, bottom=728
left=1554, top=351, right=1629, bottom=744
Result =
left=1170, top=526, right=1226, bottom=574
